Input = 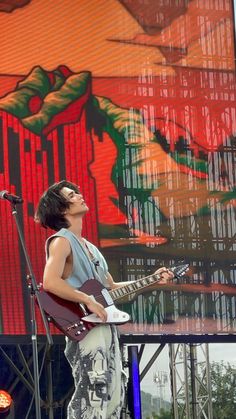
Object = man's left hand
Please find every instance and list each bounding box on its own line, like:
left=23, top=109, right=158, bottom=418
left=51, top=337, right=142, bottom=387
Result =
left=155, top=267, right=174, bottom=284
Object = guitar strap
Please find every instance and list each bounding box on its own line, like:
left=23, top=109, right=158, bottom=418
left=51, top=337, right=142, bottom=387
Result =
left=82, top=241, right=100, bottom=268
left=80, top=239, right=109, bottom=286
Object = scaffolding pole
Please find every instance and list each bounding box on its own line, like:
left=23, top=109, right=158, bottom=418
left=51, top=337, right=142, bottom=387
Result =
left=169, top=343, right=213, bottom=419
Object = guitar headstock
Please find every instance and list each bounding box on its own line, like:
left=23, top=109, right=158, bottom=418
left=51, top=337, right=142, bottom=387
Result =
left=171, top=263, right=190, bottom=281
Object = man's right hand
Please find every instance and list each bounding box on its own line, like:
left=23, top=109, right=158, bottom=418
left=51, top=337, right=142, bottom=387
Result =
left=85, top=296, right=107, bottom=322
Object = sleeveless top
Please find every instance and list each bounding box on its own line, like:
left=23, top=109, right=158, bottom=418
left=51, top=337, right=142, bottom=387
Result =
left=45, top=228, right=109, bottom=288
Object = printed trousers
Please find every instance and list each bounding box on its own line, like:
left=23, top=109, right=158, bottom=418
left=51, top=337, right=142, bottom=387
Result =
left=64, top=325, right=124, bottom=419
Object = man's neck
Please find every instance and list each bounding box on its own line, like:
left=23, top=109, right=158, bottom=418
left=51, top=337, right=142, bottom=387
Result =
left=66, top=215, right=83, bottom=238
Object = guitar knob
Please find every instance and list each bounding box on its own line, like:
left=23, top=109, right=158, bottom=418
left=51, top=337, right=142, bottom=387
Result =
left=75, top=331, right=81, bottom=335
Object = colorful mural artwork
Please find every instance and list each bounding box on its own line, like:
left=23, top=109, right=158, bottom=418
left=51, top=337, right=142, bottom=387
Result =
left=0, top=0, right=235, bottom=337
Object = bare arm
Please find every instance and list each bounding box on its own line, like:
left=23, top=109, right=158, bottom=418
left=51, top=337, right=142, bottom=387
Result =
left=43, top=237, right=107, bottom=321
left=106, top=267, right=174, bottom=289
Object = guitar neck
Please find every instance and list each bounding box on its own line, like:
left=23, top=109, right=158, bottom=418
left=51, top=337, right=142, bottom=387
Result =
left=109, top=272, right=161, bottom=302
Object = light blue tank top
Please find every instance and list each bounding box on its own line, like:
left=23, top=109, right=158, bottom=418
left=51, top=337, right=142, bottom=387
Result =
left=46, top=228, right=109, bottom=289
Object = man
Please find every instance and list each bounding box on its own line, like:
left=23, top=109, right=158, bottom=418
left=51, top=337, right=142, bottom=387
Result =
left=35, top=180, right=173, bottom=419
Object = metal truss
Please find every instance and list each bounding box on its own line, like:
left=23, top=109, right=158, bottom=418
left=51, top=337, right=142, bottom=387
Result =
left=0, top=340, right=73, bottom=419
left=169, top=343, right=213, bottom=419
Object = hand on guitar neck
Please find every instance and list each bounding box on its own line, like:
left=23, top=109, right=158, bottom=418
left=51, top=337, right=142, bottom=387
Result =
left=76, top=266, right=173, bottom=322
left=115, top=263, right=189, bottom=304
left=153, top=266, right=175, bottom=284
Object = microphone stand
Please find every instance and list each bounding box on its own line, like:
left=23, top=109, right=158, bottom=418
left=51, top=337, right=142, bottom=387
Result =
left=9, top=200, right=53, bottom=419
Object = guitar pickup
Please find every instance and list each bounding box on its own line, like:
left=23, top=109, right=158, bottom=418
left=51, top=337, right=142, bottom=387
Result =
left=101, top=288, right=114, bottom=306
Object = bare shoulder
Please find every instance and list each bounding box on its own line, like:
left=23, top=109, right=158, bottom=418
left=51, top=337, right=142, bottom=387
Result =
left=48, top=236, right=71, bottom=258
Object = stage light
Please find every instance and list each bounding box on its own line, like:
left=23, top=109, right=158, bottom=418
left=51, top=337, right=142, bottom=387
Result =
left=0, top=390, right=12, bottom=415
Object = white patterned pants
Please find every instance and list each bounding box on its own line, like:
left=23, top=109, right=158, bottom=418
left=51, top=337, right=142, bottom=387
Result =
left=64, top=325, right=124, bottom=419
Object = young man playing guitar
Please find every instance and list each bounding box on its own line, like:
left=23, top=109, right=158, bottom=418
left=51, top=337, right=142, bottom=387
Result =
left=35, top=180, right=173, bottom=419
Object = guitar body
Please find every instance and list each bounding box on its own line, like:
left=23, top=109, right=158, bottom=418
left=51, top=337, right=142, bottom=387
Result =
left=38, top=264, right=189, bottom=342
left=38, top=279, right=130, bottom=342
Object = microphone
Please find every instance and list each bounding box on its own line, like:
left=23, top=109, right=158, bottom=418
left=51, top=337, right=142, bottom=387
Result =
left=0, top=190, right=23, bottom=204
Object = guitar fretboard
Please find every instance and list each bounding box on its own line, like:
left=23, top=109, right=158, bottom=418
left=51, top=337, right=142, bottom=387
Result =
left=109, top=273, right=161, bottom=302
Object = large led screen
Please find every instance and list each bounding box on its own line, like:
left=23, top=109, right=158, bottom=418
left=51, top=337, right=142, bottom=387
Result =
left=0, top=0, right=235, bottom=341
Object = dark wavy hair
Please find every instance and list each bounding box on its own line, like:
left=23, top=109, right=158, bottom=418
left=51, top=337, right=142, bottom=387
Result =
left=35, top=180, right=80, bottom=231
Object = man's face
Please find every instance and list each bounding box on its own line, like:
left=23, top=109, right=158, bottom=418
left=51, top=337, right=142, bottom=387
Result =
left=60, top=186, right=89, bottom=216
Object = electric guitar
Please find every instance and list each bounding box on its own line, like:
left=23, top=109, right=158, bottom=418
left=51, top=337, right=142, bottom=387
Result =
left=38, top=264, right=189, bottom=342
